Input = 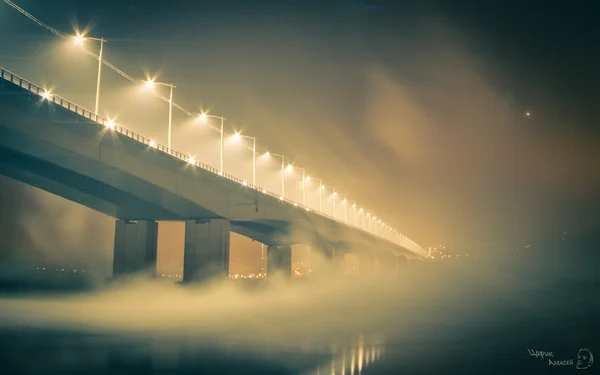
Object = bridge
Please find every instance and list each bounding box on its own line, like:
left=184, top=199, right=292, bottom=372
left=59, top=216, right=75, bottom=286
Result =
left=0, top=66, right=425, bottom=281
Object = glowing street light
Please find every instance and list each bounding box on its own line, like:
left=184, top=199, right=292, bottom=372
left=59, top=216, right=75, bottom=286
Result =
left=73, top=33, right=106, bottom=115
left=287, top=165, right=307, bottom=206
left=41, top=90, right=52, bottom=100
left=199, top=112, right=226, bottom=175
left=145, top=79, right=176, bottom=149
left=232, top=132, right=257, bottom=186
left=340, top=195, right=348, bottom=222
left=264, top=152, right=285, bottom=198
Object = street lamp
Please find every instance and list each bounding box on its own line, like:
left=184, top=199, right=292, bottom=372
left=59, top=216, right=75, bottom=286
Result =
left=316, top=179, right=324, bottom=212
left=338, top=194, right=348, bottom=222
left=332, top=190, right=337, bottom=219
left=73, top=34, right=106, bottom=115
left=232, top=132, right=256, bottom=186
left=145, top=79, right=176, bottom=149
left=264, top=152, right=285, bottom=198
left=199, top=113, right=226, bottom=175
left=287, top=165, right=308, bottom=206
left=359, top=208, right=365, bottom=229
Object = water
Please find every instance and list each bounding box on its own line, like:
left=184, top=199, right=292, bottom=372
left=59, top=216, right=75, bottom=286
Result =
left=0, top=257, right=598, bottom=374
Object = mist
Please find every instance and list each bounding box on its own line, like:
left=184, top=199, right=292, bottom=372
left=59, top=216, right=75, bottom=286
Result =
left=1, top=1, right=599, bottom=373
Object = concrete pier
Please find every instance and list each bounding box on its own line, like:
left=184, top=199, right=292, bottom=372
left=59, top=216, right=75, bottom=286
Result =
left=183, top=219, right=230, bottom=282
left=112, top=219, right=158, bottom=277
left=267, top=245, right=292, bottom=278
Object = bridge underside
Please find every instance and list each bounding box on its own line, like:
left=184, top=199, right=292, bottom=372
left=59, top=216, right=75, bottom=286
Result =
left=0, top=74, right=423, bottom=281
left=0, top=144, right=297, bottom=247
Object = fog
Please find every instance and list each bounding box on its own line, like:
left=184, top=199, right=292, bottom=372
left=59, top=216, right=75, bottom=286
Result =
left=1, top=1, right=599, bottom=372
left=1, top=247, right=597, bottom=373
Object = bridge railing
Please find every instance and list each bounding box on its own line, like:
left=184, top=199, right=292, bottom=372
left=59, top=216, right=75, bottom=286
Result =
left=0, top=67, right=426, bottom=257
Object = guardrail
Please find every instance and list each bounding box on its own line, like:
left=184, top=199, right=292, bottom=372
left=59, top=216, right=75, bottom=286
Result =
left=0, top=67, right=425, bottom=256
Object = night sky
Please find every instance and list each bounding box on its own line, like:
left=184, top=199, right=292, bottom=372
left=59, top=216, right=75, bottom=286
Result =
left=0, top=0, right=598, bottom=270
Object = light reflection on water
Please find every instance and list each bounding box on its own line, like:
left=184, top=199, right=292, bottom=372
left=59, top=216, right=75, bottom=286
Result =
left=0, top=328, right=386, bottom=374
left=301, top=336, right=385, bottom=375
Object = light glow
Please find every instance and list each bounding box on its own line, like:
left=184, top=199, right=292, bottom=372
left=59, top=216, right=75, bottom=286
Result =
left=187, top=156, right=196, bottom=165
left=149, top=140, right=157, bottom=148
left=73, top=34, right=84, bottom=45
left=105, top=120, right=115, bottom=129
left=145, top=80, right=155, bottom=89
left=41, top=90, right=52, bottom=100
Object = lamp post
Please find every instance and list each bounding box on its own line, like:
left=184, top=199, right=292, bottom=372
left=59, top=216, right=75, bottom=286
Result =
left=333, top=191, right=337, bottom=219
left=359, top=208, right=365, bottom=229
left=145, top=79, right=176, bottom=149
left=233, top=133, right=256, bottom=186
left=265, top=152, right=285, bottom=198
left=338, top=194, right=348, bottom=222
left=199, top=113, right=226, bottom=174
left=74, top=34, right=106, bottom=115
left=288, top=166, right=308, bottom=206
left=318, top=179, right=324, bottom=212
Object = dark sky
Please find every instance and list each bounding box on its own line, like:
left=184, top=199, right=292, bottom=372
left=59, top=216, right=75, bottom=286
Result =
left=0, top=0, right=598, bottom=264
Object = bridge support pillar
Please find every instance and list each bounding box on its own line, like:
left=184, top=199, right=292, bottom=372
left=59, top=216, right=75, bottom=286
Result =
left=332, top=246, right=347, bottom=274
left=183, top=219, right=230, bottom=283
left=112, top=220, right=158, bottom=277
left=355, top=253, right=374, bottom=275
left=396, top=255, right=408, bottom=271
left=267, top=246, right=292, bottom=278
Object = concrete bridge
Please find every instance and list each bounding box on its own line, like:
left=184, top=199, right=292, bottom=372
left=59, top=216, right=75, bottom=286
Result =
left=0, top=67, right=426, bottom=281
